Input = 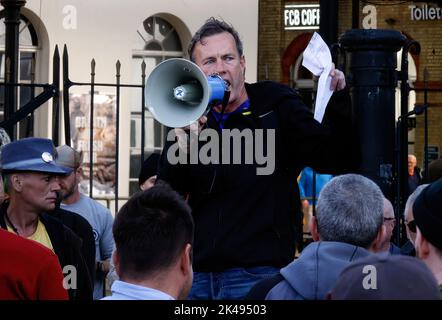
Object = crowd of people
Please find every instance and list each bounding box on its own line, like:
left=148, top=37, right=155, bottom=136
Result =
left=0, top=17, right=441, bottom=301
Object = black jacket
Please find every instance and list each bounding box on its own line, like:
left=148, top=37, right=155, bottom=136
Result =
left=158, top=81, right=358, bottom=272
left=0, top=203, right=93, bottom=300
left=50, top=207, right=96, bottom=287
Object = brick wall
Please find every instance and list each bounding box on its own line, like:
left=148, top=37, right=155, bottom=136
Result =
left=259, top=0, right=442, bottom=166
left=258, top=0, right=284, bottom=81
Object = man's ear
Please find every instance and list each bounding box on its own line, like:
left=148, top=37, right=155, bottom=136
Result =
left=113, top=250, right=121, bottom=278
left=75, top=167, right=83, bottom=179
left=240, top=55, right=246, bottom=78
left=179, top=243, right=192, bottom=276
left=370, top=224, right=387, bottom=253
left=310, top=216, right=320, bottom=242
left=415, top=228, right=430, bottom=259
left=10, top=174, right=23, bottom=192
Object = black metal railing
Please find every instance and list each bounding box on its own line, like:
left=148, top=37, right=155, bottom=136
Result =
left=62, top=45, right=148, bottom=214
left=0, top=45, right=60, bottom=142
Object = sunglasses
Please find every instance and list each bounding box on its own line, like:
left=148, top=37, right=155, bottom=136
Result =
left=405, top=220, right=416, bottom=233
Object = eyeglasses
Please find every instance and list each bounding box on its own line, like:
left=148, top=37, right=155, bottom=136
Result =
left=405, top=220, right=417, bottom=233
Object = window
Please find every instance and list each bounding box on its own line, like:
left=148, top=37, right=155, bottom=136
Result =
left=129, top=15, right=184, bottom=195
left=0, top=13, right=39, bottom=138
left=396, top=51, right=417, bottom=154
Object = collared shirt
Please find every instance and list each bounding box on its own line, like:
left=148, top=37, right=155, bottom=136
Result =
left=101, top=280, right=175, bottom=300
left=211, top=99, right=250, bottom=129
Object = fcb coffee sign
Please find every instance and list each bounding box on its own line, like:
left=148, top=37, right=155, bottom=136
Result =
left=284, top=4, right=320, bottom=30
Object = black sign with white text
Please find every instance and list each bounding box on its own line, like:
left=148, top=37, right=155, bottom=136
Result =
left=284, top=4, right=320, bottom=30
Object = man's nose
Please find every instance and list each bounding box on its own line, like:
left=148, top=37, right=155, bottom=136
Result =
left=213, top=60, right=226, bottom=75
left=51, top=177, right=61, bottom=191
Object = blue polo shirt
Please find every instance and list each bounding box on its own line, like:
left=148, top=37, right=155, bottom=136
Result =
left=211, top=100, right=250, bottom=129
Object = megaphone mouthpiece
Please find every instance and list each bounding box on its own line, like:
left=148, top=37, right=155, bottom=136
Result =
left=146, top=58, right=229, bottom=128
left=173, top=83, right=203, bottom=103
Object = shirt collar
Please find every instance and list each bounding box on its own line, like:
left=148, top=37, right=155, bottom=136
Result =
left=107, top=280, right=175, bottom=300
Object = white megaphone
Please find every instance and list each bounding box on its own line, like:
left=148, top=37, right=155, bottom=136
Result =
left=145, top=58, right=228, bottom=128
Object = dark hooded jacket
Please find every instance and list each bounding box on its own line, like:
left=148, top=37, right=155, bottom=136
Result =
left=50, top=206, right=96, bottom=288
left=254, top=241, right=371, bottom=300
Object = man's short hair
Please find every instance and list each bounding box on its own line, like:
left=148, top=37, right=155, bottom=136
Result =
left=113, top=183, right=194, bottom=280
left=426, top=157, right=442, bottom=183
left=316, top=174, right=384, bottom=249
left=188, top=17, right=243, bottom=61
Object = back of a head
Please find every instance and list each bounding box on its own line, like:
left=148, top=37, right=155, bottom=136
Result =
left=316, top=174, right=384, bottom=248
left=188, top=17, right=243, bottom=61
left=113, top=183, right=194, bottom=280
left=426, top=157, right=442, bottom=183
left=404, top=184, right=428, bottom=220
left=383, top=198, right=394, bottom=219
left=330, top=253, right=441, bottom=300
left=413, top=178, right=442, bottom=252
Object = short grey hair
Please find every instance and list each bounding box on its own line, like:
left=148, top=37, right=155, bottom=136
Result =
left=404, top=184, right=429, bottom=221
left=316, top=174, right=384, bottom=249
left=383, top=198, right=394, bottom=219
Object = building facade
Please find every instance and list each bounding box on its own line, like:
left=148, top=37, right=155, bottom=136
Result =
left=259, top=0, right=442, bottom=169
left=2, top=0, right=441, bottom=213
left=0, top=0, right=259, bottom=213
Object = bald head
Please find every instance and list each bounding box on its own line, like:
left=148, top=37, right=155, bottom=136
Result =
left=405, top=184, right=429, bottom=222
left=404, top=184, right=428, bottom=244
left=408, top=154, right=417, bottom=174
left=383, top=198, right=394, bottom=220
left=380, top=198, right=396, bottom=252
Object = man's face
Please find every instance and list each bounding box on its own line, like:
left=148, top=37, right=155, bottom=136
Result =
left=408, top=155, right=416, bottom=171
left=192, top=32, right=246, bottom=111
left=18, top=172, right=60, bottom=211
left=382, top=199, right=396, bottom=247
left=58, top=169, right=78, bottom=200
left=383, top=216, right=396, bottom=242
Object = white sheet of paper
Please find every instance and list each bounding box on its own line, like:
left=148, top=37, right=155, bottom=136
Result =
left=302, top=32, right=334, bottom=123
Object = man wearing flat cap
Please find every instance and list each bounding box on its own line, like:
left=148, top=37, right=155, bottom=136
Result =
left=413, top=178, right=442, bottom=292
left=0, top=137, right=93, bottom=300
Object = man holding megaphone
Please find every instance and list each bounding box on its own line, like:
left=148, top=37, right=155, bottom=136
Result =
left=155, top=17, right=358, bottom=300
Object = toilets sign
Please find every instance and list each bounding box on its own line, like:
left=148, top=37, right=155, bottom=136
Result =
left=409, top=4, right=442, bottom=21
left=284, top=4, right=320, bottom=30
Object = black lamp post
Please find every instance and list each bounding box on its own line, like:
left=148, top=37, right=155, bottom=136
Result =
left=1, top=0, right=26, bottom=140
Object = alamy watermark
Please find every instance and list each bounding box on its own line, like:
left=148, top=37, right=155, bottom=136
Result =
left=166, top=122, right=276, bottom=176
left=62, top=265, right=77, bottom=290
left=362, top=264, right=378, bottom=290
left=62, top=5, right=77, bottom=30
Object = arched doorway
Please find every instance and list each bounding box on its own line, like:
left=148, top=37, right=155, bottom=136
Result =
left=129, top=14, right=190, bottom=195
left=281, top=32, right=314, bottom=110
